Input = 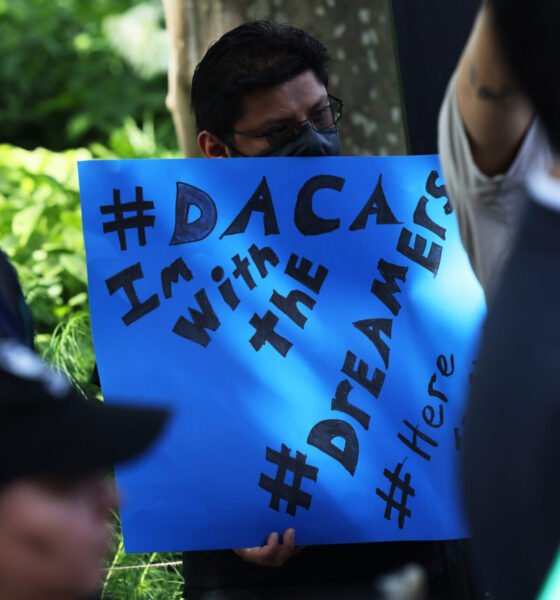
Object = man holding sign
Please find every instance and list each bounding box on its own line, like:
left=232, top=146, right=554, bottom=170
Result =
left=178, top=20, right=475, bottom=600
left=79, top=11, right=485, bottom=599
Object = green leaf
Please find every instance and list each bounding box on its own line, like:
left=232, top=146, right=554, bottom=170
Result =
left=11, top=204, right=43, bottom=246
left=60, top=253, right=87, bottom=283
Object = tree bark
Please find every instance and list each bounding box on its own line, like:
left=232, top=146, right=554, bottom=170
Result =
left=162, top=0, right=193, bottom=156
left=162, top=0, right=251, bottom=156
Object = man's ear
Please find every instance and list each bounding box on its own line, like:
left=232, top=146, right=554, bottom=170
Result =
left=198, top=130, right=229, bottom=158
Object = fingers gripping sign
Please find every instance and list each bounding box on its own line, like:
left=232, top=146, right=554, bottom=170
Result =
left=234, top=529, right=304, bottom=567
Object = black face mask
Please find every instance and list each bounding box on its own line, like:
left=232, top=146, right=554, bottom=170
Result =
left=229, top=124, right=341, bottom=158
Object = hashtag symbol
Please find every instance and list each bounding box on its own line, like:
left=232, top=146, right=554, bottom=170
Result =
left=100, top=187, right=155, bottom=251
left=376, top=460, right=415, bottom=529
left=258, top=444, right=319, bottom=516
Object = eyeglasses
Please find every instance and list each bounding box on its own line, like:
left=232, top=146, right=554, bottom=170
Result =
left=230, top=95, right=343, bottom=148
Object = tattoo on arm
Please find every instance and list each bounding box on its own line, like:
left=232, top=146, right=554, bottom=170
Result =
left=477, top=83, right=517, bottom=102
left=469, top=61, right=517, bottom=103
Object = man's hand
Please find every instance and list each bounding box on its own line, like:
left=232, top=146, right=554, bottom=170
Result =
left=234, top=529, right=303, bottom=567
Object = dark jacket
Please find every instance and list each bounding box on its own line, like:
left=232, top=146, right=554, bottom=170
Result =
left=0, top=249, right=33, bottom=346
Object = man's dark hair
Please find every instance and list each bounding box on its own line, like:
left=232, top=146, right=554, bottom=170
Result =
left=191, top=21, right=330, bottom=136
left=490, top=0, right=560, bottom=152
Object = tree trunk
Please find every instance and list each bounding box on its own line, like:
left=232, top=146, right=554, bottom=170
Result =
left=163, top=0, right=252, bottom=156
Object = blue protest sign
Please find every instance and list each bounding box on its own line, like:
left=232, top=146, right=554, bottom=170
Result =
left=78, top=156, right=485, bottom=553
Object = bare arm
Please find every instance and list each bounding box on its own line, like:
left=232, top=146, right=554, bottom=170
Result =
left=456, top=4, right=534, bottom=175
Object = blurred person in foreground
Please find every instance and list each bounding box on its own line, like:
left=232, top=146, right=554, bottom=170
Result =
left=439, top=0, right=560, bottom=598
left=0, top=339, right=169, bottom=600
left=180, top=19, right=475, bottom=600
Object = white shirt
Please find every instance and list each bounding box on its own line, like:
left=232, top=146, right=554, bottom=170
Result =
left=438, top=72, right=554, bottom=298
left=528, top=167, right=560, bottom=212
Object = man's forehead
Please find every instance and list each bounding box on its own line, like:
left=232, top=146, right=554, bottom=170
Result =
left=236, top=70, right=328, bottom=129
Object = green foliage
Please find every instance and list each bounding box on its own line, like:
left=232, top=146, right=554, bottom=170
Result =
left=102, top=537, right=183, bottom=600
left=0, top=143, right=90, bottom=336
left=0, top=0, right=174, bottom=150
left=0, top=141, right=100, bottom=398
left=91, top=117, right=182, bottom=160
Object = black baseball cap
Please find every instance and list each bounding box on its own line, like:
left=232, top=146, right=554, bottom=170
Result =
left=0, top=340, right=170, bottom=486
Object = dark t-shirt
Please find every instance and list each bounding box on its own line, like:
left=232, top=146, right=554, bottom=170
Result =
left=183, top=540, right=466, bottom=595
left=0, top=249, right=33, bottom=346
